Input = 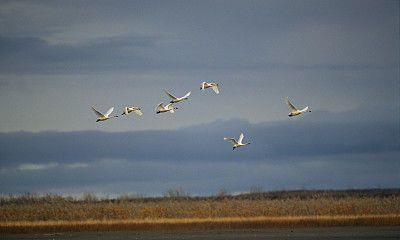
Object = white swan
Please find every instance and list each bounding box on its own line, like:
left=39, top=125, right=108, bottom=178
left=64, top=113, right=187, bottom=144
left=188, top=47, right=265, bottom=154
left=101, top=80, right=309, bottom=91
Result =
left=156, top=102, right=178, bottom=114
left=121, top=106, right=143, bottom=116
left=200, top=82, right=219, bottom=94
left=285, top=97, right=311, bottom=117
left=91, top=106, right=118, bottom=122
left=165, top=90, right=191, bottom=103
left=224, top=133, right=251, bottom=150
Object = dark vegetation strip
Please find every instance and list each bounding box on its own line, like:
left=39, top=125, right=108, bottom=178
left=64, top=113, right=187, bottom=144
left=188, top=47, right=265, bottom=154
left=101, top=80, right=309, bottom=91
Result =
left=2, top=188, right=399, bottom=205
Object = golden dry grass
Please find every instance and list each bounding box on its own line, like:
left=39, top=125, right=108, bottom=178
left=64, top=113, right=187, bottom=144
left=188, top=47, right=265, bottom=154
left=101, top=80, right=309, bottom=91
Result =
left=2, top=197, right=399, bottom=221
left=1, top=215, right=399, bottom=233
left=1, top=190, right=399, bottom=233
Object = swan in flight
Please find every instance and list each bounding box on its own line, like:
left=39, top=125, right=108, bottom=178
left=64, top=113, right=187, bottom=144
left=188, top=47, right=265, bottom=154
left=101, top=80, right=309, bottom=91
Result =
left=91, top=106, right=118, bottom=122
left=285, top=97, right=311, bottom=117
left=165, top=90, right=191, bottom=103
left=200, top=82, right=219, bottom=94
left=224, top=133, right=251, bottom=150
left=156, top=102, right=178, bottom=114
left=121, top=106, right=143, bottom=117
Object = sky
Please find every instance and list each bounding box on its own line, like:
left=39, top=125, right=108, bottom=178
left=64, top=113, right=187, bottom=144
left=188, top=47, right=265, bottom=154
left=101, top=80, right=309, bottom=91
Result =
left=0, top=0, right=399, bottom=196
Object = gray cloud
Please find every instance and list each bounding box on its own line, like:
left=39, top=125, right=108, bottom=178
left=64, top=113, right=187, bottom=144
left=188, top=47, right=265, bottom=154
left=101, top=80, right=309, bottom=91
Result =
left=0, top=1, right=397, bottom=74
left=0, top=111, right=398, bottom=168
left=0, top=109, right=399, bottom=195
left=1, top=152, right=399, bottom=195
left=0, top=35, right=166, bottom=74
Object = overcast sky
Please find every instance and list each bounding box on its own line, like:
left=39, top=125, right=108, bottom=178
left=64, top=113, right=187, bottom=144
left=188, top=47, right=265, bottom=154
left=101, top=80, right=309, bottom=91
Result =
left=0, top=0, right=399, bottom=196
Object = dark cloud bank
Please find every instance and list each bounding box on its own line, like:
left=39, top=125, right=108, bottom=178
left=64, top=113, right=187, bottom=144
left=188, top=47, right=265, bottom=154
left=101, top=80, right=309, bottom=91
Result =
left=0, top=109, right=399, bottom=195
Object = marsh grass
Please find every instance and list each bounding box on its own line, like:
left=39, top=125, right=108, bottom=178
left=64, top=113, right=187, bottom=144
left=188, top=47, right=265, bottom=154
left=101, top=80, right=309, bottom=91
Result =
left=1, top=189, right=399, bottom=233
left=1, top=215, right=399, bottom=233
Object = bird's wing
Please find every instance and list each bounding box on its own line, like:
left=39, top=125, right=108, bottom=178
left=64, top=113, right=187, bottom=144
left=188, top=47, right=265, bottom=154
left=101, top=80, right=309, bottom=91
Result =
left=91, top=106, right=105, bottom=118
left=182, top=91, right=191, bottom=98
left=238, top=133, right=244, bottom=144
left=165, top=90, right=177, bottom=100
left=201, top=82, right=206, bottom=90
left=224, top=137, right=238, bottom=145
left=156, top=102, right=164, bottom=111
left=211, top=85, right=219, bottom=94
left=104, top=107, right=114, bottom=117
left=285, top=97, right=298, bottom=111
left=134, top=109, right=143, bottom=116
left=300, top=106, right=309, bottom=112
left=166, top=103, right=174, bottom=109
left=166, top=103, right=175, bottom=113
left=123, top=107, right=129, bottom=115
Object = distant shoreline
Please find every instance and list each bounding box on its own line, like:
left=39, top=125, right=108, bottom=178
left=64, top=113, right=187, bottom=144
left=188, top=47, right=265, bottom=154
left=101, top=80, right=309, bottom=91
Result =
left=1, top=215, right=399, bottom=233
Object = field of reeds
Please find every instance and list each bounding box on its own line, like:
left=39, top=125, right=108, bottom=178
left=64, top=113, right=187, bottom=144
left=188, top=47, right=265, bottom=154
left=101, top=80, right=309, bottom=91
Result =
left=1, top=189, right=399, bottom=233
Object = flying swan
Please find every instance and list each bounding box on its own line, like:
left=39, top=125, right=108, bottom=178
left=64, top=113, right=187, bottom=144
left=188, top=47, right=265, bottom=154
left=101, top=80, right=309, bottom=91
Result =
left=156, top=102, right=178, bottom=114
left=285, top=97, right=311, bottom=117
left=224, top=133, right=251, bottom=150
left=200, top=82, right=220, bottom=94
left=91, top=106, right=118, bottom=122
left=121, top=106, right=143, bottom=117
left=165, top=90, right=191, bottom=103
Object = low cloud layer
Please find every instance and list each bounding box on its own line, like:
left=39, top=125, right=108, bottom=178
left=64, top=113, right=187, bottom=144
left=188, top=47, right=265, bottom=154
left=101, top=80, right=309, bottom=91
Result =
left=1, top=111, right=399, bottom=195
left=1, top=116, right=398, bottom=166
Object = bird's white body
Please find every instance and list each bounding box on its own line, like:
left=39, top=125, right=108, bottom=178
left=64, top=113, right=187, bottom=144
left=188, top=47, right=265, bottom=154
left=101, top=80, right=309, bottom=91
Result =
left=285, top=97, right=311, bottom=117
left=122, top=106, right=143, bottom=116
left=156, top=102, right=177, bottom=114
left=91, top=106, right=118, bottom=122
left=200, top=82, right=219, bottom=94
left=224, top=133, right=250, bottom=150
left=165, top=90, right=191, bottom=103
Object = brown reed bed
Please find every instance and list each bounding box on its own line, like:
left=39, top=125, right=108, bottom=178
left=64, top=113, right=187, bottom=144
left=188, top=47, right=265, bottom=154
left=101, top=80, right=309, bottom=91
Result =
left=1, top=189, right=399, bottom=233
left=1, top=215, right=399, bottom=233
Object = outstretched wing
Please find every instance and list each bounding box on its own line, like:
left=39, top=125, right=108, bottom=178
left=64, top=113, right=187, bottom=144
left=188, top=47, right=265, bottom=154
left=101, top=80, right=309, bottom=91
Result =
left=165, top=90, right=177, bottom=100
left=91, top=106, right=105, bottom=118
left=300, top=106, right=310, bottom=113
left=156, top=102, right=164, bottom=111
left=182, top=91, right=191, bottom=98
left=166, top=103, right=175, bottom=109
left=224, top=137, right=238, bottom=145
left=211, top=85, right=219, bottom=94
left=285, top=97, right=298, bottom=112
left=201, top=82, right=206, bottom=90
left=104, top=107, right=114, bottom=117
left=238, top=133, right=244, bottom=144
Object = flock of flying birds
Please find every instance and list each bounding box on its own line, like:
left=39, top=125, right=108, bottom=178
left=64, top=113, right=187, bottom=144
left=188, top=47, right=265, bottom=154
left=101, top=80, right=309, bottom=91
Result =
left=91, top=81, right=311, bottom=150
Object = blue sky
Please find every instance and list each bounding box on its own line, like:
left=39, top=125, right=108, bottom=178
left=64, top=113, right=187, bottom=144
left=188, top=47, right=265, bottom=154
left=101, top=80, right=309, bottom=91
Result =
left=0, top=0, right=399, bottom=196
